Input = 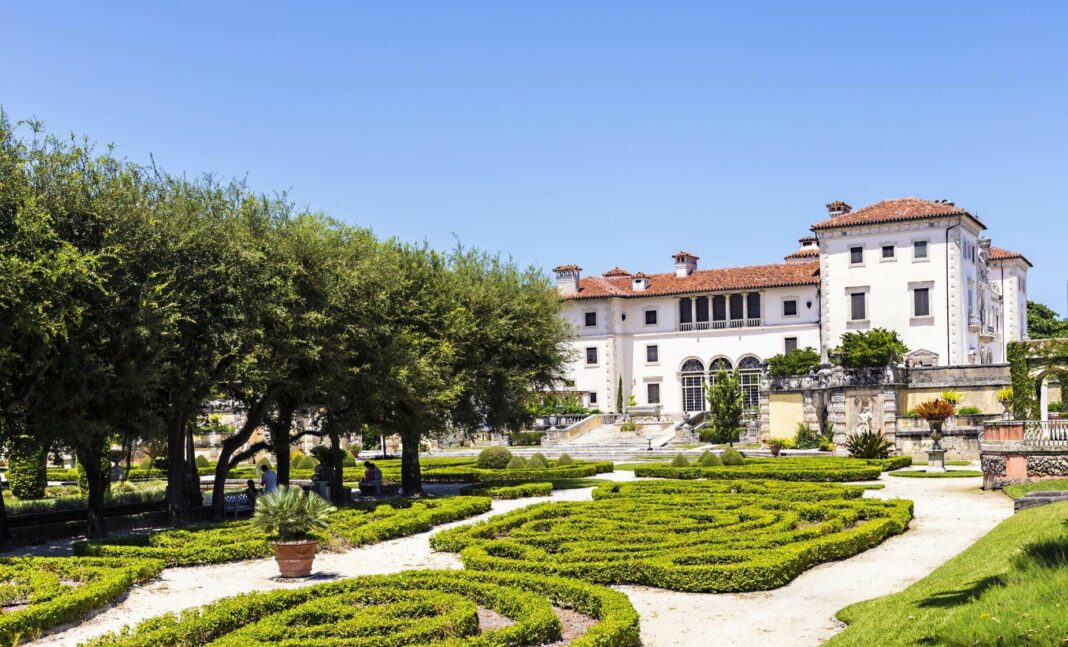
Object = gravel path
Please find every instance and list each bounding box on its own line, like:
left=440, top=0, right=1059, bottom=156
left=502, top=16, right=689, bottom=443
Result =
left=31, top=470, right=1011, bottom=647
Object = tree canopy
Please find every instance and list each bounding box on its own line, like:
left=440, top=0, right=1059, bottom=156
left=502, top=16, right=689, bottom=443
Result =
left=1027, top=301, right=1068, bottom=339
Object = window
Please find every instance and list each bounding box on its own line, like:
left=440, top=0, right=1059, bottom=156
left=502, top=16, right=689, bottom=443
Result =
left=584, top=312, right=597, bottom=327
left=914, top=240, right=928, bottom=259
left=644, top=309, right=657, bottom=325
left=746, top=293, right=761, bottom=320
left=783, top=299, right=798, bottom=317
left=588, top=391, right=598, bottom=405
left=738, top=356, right=762, bottom=409
left=647, top=383, right=660, bottom=404
left=882, top=245, right=895, bottom=259
left=680, top=359, right=706, bottom=413
left=646, top=345, right=659, bottom=363
left=729, top=294, right=744, bottom=321
left=850, top=246, right=864, bottom=264
left=712, top=295, right=727, bottom=321
left=695, top=296, right=709, bottom=322
left=678, top=298, right=692, bottom=324
left=914, top=287, right=930, bottom=317
left=850, top=292, right=867, bottom=321
left=709, top=358, right=733, bottom=378
left=785, top=337, right=798, bottom=353
left=585, top=347, right=598, bottom=365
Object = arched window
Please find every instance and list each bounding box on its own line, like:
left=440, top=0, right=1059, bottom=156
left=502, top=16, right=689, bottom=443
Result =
left=738, top=356, right=762, bottom=410
left=680, top=359, right=706, bottom=413
left=708, top=357, right=733, bottom=385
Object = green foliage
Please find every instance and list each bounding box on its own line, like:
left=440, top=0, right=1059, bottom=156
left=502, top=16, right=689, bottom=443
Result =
left=670, top=454, right=690, bottom=467
left=634, top=456, right=910, bottom=482
left=137, top=456, right=154, bottom=470
left=8, top=436, right=47, bottom=500
left=341, top=452, right=356, bottom=467
left=525, top=392, right=588, bottom=416
left=616, top=376, right=623, bottom=414
left=506, top=456, right=528, bottom=470
left=706, top=370, right=745, bottom=446
left=468, top=482, right=553, bottom=499
left=526, top=453, right=548, bottom=469
left=830, top=328, right=909, bottom=368
left=766, top=347, right=822, bottom=377
left=619, top=420, right=639, bottom=432
left=420, top=462, right=609, bottom=484
left=957, top=406, right=982, bottom=415
left=251, top=486, right=336, bottom=541
left=794, top=422, right=833, bottom=450
left=508, top=431, right=545, bottom=446
left=477, top=447, right=513, bottom=470
left=996, top=386, right=1014, bottom=405
left=81, top=570, right=640, bottom=647
left=1026, top=300, right=1068, bottom=339
left=194, top=455, right=209, bottom=468
left=845, top=430, right=893, bottom=459
left=75, top=497, right=491, bottom=566
left=0, top=557, right=163, bottom=646
left=939, top=390, right=962, bottom=405
left=432, top=480, right=912, bottom=593
left=698, top=425, right=744, bottom=444
left=698, top=451, right=723, bottom=467
left=555, top=453, right=574, bottom=466
left=720, top=447, right=745, bottom=466
left=255, top=457, right=273, bottom=471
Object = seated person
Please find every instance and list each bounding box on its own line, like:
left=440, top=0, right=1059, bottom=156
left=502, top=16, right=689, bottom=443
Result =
left=359, top=461, right=383, bottom=495
left=244, top=479, right=258, bottom=505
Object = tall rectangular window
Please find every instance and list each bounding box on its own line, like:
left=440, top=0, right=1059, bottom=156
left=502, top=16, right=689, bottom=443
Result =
left=914, top=288, right=930, bottom=317
left=783, top=299, right=798, bottom=316
left=678, top=298, right=692, bottom=324
left=695, top=296, right=709, bottom=322
left=746, top=293, right=761, bottom=320
left=589, top=391, right=598, bottom=405
left=584, top=312, right=597, bottom=327
left=850, top=292, right=866, bottom=321
left=646, top=345, right=658, bottom=363
left=785, top=337, right=798, bottom=353
left=585, top=347, right=598, bottom=365
left=712, top=295, right=727, bottom=321
left=647, top=383, right=661, bottom=404
left=729, top=294, right=744, bottom=320
left=914, top=240, right=928, bottom=259
left=644, top=309, right=657, bottom=325
left=850, top=246, right=864, bottom=264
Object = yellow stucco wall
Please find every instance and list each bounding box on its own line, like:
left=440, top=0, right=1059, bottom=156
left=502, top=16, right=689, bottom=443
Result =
left=903, top=386, right=1004, bottom=414
left=768, top=392, right=804, bottom=439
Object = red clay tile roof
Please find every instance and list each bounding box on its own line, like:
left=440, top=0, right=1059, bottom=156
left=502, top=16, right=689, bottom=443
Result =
left=602, top=267, right=632, bottom=277
left=552, top=264, right=582, bottom=272
left=811, top=197, right=984, bottom=231
left=673, top=251, right=699, bottom=260
left=561, top=261, right=820, bottom=300
left=785, top=247, right=820, bottom=260
left=633, top=272, right=649, bottom=278
left=990, top=246, right=1032, bottom=266
left=798, top=236, right=818, bottom=244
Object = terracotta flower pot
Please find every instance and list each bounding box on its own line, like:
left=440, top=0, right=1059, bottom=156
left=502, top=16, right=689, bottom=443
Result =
left=273, top=539, right=318, bottom=577
left=769, top=445, right=781, bottom=457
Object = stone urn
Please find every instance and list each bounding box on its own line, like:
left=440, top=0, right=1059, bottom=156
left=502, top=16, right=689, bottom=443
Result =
left=928, top=419, right=945, bottom=451
left=273, top=539, right=318, bottom=577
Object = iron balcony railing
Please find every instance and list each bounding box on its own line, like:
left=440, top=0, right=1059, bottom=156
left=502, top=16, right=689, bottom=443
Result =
left=679, top=318, right=763, bottom=332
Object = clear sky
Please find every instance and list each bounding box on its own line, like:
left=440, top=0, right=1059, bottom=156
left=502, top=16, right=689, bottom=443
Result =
left=2, top=1, right=1066, bottom=312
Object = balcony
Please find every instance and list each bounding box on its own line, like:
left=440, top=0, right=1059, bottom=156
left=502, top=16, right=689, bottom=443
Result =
left=980, top=324, right=996, bottom=341
left=679, top=318, right=762, bottom=332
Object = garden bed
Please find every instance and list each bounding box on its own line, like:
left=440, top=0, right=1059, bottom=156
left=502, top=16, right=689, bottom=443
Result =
left=79, top=569, right=640, bottom=647
left=432, top=479, right=912, bottom=592
left=420, top=460, right=612, bottom=484
left=633, top=456, right=910, bottom=482
left=73, top=496, right=491, bottom=566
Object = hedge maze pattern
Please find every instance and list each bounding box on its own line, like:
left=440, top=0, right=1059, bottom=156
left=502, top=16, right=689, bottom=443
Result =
left=0, top=557, right=164, bottom=645
left=634, top=456, right=912, bottom=482
left=432, top=480, right=913, bottom=592
left=74, top=497, right=491, bottom=566
left=81, top=570, right=640, bottom=647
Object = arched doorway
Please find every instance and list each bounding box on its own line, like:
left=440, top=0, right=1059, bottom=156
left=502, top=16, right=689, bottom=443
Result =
left=680, top=358, right=706, bottom=413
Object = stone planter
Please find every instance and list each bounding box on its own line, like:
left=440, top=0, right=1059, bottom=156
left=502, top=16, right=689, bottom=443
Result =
left=768, top=445, right=781, bottom=457
left=273, top=539, right=318, bottom=577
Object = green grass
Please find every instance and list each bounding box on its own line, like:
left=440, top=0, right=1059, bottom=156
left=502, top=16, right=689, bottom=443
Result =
left=910, top=460, right=972, bottom=466
left=829, top=501, right=1068, bottom=646
left=613, top=461, right=669, bottom=471
left=1003, top=479, right=1068, bottom=499
left=887, top=470, right=983, bottom=478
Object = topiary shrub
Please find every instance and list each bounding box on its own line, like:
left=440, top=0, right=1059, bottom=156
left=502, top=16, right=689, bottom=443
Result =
left=671, top=454, right=690, bottom=467
left=720, top=448, right=744, bottom=466
left=341, top=453, right=356, bottom=467
left=477, top=447, right=513, bottom=470
left=8, top=436, right=47, bottom=500
left=256, top=457, right=273, bottom=471
left=138, top=456, right=154, bottom=470
left=555, top=453, right=574, bottom=466
left=506, top=456, right=528, bottom=470
left=194, top=455, right=209, bottom=468
left=526, top=453, right=548, bottom=469
left=699, top=451, right=723, bottom=467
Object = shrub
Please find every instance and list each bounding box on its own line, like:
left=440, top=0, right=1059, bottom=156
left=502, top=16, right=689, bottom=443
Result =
left=433, top=480, right=912, bottom=593
left=252, top=486, right=336, bottom=541
left=508, top=431, right=545, bottom=446
left=194, top=455, right=209, bottom=468
left=795, top=422, right=832, bottom=450
left=0, top=556, right=163, bottom=645
left=940, top=390, right=962, bottom=405
left=698, top=451, right=723, bottom=467
left=766, top=347, right=822, bottom=377
left=845, top=429, right=893, bottom=459
left=830, top=328, right=908, bottom=368
left=632, top=456, right=900, bottom=482
left=698, top=426, right=745, bottom=444
left=620, top=421, right=639, bottom=432
left=477, top=447, right=513, bottom=470
left=506, top=456, right=528, bottom=470
left=957, top=406, right=982, bottom=416
left=420, top=463, right=601, bottom=484
left=83, top=569, right=640, bottom=647
left=526, top=453, right=549, bottom=469
left=555, top=453, right=574, bottom=466
left=469, top=482, right=553, bottom=499
left=720, top=447, right=745, bottom=465
left=137, top=456, right=154, bottom=470
left=819, top=440, right=836, bottom=452
left=671, top=454, right=690, bottom=467
left=996, top=387, right=1014, bottom=405
left=8, top=436, right=47, bottom=500
left=255, top=457, right=273, bottom=471
left=75, top=497, right=492, bottom=567
left=341, top=452, right=356, bottom=467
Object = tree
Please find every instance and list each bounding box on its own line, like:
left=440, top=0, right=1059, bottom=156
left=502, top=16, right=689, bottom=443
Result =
left=766, top=347, right=822, bottom=377
left=830, top=328, right=909, bottom=368
left=706, top=370, right=744, bottom=447
left=1027, top=301, right=1068, bottom=339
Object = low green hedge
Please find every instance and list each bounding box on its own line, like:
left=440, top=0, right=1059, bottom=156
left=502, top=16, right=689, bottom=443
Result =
left=0, top=556, right=163, bottom=645
left=74, top=496, right=491, bottom=567
left=80, top=569, right=640, bottom=647
left=886, top=469, right=983, bottom=478
left=634, top=456, right=911, bottom=482
left=420, top=460, right=608, bottom=484
left=467, top=482, right=554, bottom=499
left=432, top=479, right=912, bottom=593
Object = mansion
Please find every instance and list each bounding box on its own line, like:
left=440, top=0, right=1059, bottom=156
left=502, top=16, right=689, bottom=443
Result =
left=554, top=197, right=1032, bottom=416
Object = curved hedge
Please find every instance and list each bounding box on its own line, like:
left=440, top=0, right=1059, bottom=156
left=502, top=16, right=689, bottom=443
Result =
left=74, top=496, right=491, bottom=566
left=634, top=456, right=911, bottom=482
left=80, top=569, right=640, bottom=647
left=432, top=480, right=912, bottom=592
left=466, top=482, right=554, bottom=499
left=0, top=556, right=163, bottom=645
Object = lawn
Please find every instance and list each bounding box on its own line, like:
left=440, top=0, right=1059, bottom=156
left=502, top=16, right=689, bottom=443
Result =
left=1004, top=479, right=1068, bottom=499
left=829, top=501, right=1068, bottom=646
left=432, top=479, right=912, bottom=592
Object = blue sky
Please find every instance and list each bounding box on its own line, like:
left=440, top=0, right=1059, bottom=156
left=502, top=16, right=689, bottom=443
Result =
left=2, top=1, right=1066, bottom=312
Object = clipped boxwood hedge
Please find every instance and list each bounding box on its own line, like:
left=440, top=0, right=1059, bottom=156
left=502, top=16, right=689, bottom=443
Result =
left=0, top=556, right=163, bottom=645
left=432, top=479, right=912, bottom=593
left=74, top=496, right=491, bottom=567
left=80, top=569, right=640, bottom=647
left=466, top=482, right=554, bottom=499
left=634, top=456, right=911, bottom=482
left=421, top=460, right=610, bottom=484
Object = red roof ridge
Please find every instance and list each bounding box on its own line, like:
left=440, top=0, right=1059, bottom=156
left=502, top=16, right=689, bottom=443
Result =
left=811, top=197, right=984, bottom=231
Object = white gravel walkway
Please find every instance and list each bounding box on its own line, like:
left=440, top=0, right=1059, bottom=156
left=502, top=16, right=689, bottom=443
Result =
left=31, top=470, right=1011, bottom=647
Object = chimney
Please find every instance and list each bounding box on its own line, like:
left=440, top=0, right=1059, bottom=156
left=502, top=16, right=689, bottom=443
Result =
left=552, top=264, right=582, bottom=295
left=826, top=200, right=852, bottom=218
left=632, top=272, right=650, bottom=291
left=672, top=251, right=699, bottom=278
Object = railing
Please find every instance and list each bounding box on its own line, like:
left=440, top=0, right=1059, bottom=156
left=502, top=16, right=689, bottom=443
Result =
left=532, top=414, right=589, bottom=430
left=1024, top=420, right=1068, bottom=445
left=680, top=318, right=763, bottom=332
left=980, top=420, right=1068, bottom=446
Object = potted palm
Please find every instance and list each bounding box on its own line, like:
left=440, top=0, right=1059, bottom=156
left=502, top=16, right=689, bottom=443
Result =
left=252, top=485, right=336, bottom=577
left=913, top=398, right=956, bottom=451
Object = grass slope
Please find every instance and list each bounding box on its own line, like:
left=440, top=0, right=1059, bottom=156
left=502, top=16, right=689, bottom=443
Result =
left=1004, top=479, right=1068, bottom=499
left=829, top=501, right=1068, bottom=646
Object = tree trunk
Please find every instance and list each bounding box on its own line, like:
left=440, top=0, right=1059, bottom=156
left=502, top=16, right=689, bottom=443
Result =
left=400, top=430, right=423, bottom=496
left=166, top=410, right=190, bottom=526
left=210, top=393, right=277, bottom=522
left=270, top=405, right=294, bottom=487
left=328, top=427, right=345, bottom=506
left=0, top=411, right=18, bottom=551
left=77, top=441, right=107, bottom=538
